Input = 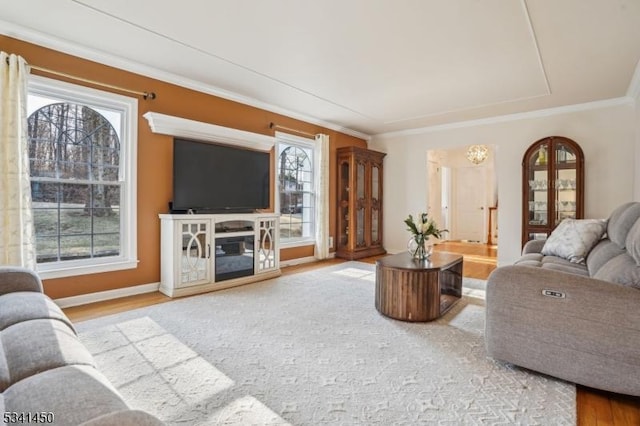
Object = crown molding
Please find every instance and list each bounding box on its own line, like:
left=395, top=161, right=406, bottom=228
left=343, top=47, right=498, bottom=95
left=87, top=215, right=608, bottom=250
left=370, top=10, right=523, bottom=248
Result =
left=374, top=97, right=635, bottom=139
left=0, top=20, right=371, bottom=141
left=144, top=112, right=275, bottom=151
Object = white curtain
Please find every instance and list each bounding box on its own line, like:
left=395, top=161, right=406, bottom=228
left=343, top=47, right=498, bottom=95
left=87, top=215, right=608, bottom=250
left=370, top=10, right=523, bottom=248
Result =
left=0, top=52, right=36, bottom=268
left=314, top=133, right=330, bottom=259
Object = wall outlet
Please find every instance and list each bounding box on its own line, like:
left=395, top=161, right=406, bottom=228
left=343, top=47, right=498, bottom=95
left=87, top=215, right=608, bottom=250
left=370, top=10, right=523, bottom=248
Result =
left=329, top=236, right=334, bottom=248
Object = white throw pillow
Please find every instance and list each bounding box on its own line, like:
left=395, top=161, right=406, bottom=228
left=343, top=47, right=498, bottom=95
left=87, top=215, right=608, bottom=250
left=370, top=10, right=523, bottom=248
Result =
left=541, top=218, right=608, bottom=264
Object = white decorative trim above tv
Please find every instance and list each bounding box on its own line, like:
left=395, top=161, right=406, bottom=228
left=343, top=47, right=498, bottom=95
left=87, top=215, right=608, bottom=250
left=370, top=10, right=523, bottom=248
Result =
left=143, top=111, right=275, bottom=151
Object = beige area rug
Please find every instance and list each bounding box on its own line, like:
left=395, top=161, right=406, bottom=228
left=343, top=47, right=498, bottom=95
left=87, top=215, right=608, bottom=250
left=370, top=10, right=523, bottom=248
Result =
left=77, top=262, right=576, bottom=425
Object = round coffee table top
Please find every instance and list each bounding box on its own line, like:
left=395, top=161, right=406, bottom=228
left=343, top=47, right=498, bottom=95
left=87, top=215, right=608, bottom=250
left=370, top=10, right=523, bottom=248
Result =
left=376, top=251, right=463, bottom=271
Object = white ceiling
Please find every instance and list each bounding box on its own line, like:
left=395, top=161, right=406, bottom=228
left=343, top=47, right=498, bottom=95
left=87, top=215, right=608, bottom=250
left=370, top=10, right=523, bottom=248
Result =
left=2, top=0, right=640, bottom=138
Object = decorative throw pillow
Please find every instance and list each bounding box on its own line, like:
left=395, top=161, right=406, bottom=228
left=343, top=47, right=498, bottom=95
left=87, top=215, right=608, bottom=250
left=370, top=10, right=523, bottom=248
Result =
left=541, top=218, right=608, bottom=264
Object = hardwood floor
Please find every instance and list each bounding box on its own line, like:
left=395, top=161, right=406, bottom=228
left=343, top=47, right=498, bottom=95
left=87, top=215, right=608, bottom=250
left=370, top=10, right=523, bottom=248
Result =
left=63, top=242, right=639, bottom=425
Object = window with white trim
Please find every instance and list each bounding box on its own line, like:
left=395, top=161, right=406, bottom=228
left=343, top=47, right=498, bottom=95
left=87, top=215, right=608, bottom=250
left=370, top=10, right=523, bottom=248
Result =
left=27, top=76, right=138, bottom=279
left=276, top=133, right=316, bottom=245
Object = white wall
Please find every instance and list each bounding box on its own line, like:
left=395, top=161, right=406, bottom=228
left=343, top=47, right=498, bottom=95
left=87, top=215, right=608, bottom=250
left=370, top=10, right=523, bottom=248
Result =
left=370, top=101, right=637, bottom=265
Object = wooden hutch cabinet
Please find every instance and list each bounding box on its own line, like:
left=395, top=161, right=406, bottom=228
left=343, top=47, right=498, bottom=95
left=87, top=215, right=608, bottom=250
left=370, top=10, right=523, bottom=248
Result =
left=522, top=136, right=584, bottom=246
left=336, top=146, right=386, bottom=259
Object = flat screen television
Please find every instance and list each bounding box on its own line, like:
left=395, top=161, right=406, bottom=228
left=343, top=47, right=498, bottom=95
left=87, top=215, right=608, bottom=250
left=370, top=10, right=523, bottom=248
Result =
left=172, top=138, right=270, bottom=213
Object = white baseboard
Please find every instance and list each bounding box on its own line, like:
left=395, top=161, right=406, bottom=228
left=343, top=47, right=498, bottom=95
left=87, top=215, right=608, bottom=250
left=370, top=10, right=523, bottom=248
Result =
left=280, top=252, right=335, bottom=268
left=54, top=282, right=160, bottom=309
left=55, top=254, right=337, bottom=308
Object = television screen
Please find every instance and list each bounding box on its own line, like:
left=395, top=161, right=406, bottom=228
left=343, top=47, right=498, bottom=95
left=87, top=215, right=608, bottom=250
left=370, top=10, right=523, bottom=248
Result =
left=172, top=138, right=270, bottom=213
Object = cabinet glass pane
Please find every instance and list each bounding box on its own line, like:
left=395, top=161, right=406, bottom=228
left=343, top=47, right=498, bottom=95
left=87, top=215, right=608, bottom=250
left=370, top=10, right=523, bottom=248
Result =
left=181, top=222, right=208, bottom=283
left=372, top=165, right=379, bottom=200
left=532, top=143, right=549, bottom=167
left=340, top=205, right=349, bottom=247
left=554, top=142, right=578, bottom=225
left=526, top=142, right=549, bottom=226
left=340, top=162, right=350, bottom=200
left=528, top=232, right=548, bottom=241
left=257, top=219, right=276, bottom=271
left=527, top=168, right=548, bottom=226
left=372, top=208, right=379, bottom=243
left=356, top=207, right=365, bottom=246
left=356, top=162, right=365, bottom=199
left=555, top=142, right=577, bottom=164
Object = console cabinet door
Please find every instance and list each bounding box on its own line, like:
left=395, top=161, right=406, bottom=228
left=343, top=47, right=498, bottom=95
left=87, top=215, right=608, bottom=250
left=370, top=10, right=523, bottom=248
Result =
left=176, top=219, right=211, bottom=287
left=256, top=217, right=279, bottom=274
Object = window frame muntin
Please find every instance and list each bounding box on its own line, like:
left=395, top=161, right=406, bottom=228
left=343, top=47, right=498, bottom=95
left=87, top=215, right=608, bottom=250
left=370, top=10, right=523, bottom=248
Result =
left=28, top=75, right=138, bottom=279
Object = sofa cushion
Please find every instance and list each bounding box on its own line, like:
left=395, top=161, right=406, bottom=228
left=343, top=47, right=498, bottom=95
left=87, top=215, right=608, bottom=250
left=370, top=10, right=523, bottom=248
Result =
left=540, top=256, right=590, bottom=276
left=513, top=253, right=590, bottom=276
left=541, top=218, right=607, bottom=263
left=625, top=218, right=640, bottom=266
left=606, top=202, right=640, bottom=248
left=541, top=262, right=590, bottom=276
left=593, top=253, right=640, bottom=289
left=3, top=365, right=129, bottom=425
left=586, top=239, right=627, bottom=277
left=0, top=319, right=95, bottom=391
left=514, top=253, right=543, bottom=266
left=0, top=292, right=74, bottom=332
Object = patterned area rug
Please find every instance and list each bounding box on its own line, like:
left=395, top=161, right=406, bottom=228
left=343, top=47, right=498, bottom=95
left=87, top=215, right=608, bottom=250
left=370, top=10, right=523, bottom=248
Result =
left=77, top=262, right=576, bottom=425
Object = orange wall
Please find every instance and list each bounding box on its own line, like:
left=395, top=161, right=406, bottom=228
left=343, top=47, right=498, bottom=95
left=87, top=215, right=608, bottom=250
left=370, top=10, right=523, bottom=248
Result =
left=1, top=36, right=367, bottom=299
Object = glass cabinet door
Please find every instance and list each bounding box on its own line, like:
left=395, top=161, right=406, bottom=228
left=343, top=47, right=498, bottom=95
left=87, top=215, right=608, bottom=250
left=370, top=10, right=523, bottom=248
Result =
left=338, top=161, right=350, bottom=248
left=355, top=160, right=366, bottom=247
left=526, top=141, right=549, bottom=227
left=257, top=218, right=277, bottom=273
left=554, top=141, right=578, bottom=225
left=371, top=163, right=381, bottom=244
left=179, top=220, right=211, bottom=287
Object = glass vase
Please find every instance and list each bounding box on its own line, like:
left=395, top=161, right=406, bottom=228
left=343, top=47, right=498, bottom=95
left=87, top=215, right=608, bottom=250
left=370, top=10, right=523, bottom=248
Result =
left=407, top=236, right=433, bottom=260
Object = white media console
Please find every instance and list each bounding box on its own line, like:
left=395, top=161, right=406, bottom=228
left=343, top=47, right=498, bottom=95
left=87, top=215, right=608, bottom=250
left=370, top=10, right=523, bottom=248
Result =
left=159, top=213, right=280, bottom=297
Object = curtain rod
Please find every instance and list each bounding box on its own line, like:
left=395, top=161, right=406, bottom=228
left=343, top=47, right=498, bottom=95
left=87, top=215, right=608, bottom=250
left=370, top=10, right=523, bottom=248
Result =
left=269, top=122, right=316, bottom=138
left=5, top=56, right=156, bottom=100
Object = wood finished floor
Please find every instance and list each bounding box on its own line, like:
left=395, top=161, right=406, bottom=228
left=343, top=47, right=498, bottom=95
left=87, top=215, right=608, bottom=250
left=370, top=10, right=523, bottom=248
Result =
left=64, top=241, right=639, bottom=425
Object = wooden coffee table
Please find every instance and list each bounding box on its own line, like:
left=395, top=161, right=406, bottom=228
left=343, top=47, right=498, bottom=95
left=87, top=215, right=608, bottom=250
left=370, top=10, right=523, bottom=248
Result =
left=375, top=251, right=463, bottom=322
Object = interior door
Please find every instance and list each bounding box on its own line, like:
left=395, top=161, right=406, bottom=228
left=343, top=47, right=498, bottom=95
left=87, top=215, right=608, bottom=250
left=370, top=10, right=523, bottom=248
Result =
left=454, top=166, right=487, bottom=242
left=427, top=160, right=443, bottom=228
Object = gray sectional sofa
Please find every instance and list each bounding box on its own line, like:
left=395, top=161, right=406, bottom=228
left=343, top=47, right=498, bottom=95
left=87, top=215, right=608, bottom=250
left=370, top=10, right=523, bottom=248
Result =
left=486, top=202, right=640, bottom=396
left=0, top=267, right=164, bottom=425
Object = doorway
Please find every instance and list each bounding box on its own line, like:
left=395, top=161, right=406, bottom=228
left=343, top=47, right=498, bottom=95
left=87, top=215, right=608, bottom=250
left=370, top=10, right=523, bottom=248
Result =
left=427, top=146, right=498, bottom=246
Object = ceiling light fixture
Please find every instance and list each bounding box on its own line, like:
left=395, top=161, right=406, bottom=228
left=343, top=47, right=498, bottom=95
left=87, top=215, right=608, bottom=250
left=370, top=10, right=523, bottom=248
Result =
left=466, top=144, right=489, bottom=165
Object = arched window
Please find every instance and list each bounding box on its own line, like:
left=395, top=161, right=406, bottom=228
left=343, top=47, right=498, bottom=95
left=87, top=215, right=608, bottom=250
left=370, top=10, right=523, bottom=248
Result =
left=27, top=76, right=138, bottom=278
left=277, top=136, right=315, bottom=242
left=29, top=103, right=120, bottom=263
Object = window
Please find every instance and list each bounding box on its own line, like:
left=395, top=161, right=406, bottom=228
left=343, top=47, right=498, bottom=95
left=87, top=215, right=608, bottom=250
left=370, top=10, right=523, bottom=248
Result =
left=276, top=133, right=316, bottom=246
left=27, top=76, right=138, bottom=279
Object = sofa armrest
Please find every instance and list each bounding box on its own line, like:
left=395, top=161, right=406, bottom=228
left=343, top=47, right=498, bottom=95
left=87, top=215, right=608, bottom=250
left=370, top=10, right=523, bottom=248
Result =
left=0, top=266, right=43, bottom=295
left=486, top=264, right=640, bottom=396
left=522, top=239, right=545, bottom=255
left=487, top=264, right=640, bottom=315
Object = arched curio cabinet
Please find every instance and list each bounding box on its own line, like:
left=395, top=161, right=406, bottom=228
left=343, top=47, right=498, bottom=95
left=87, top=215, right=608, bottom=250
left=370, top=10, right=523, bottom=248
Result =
left=522, top=136, right=584, bottom=247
